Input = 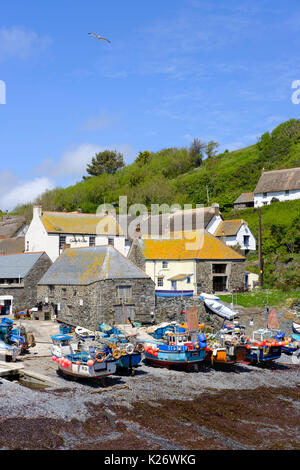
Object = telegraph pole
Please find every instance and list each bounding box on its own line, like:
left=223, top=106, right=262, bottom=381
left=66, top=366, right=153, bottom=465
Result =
left=258, top=207, right=264, bottom=287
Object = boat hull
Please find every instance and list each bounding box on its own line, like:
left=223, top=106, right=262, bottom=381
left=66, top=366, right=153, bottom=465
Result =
left=144, top=348, right=206, bottom=369
left=246, top=346, right=281, bottom=363
left=116, top=352, right=142, bottom=370
left=57, top=359, right=116, bottom=379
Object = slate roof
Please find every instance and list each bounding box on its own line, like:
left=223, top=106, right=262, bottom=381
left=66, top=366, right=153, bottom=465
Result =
left=38, top=245, right=150, bottom=286
left=0, top=252, right=45, bottom=278
left=214, top=220, right=246, bottom=237
left=40, top=211, right=124, bottom=236
left=254, top=167, right=300, bottom=194
left=136, top=230, right=245, bottom=261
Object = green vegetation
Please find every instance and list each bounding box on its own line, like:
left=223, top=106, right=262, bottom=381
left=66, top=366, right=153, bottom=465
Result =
left=219, top=290, right=300, bottom=308
left=12, top=119, right=300, bottom=289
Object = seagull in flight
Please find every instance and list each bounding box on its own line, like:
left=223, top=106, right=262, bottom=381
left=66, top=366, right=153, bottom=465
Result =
left=88, top=33, right=111, bottom=43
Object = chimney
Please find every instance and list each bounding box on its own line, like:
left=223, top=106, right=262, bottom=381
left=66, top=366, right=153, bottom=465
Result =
left=33, top=204, right=42, bottom=218
left=212, top=203, right=220, bottom=216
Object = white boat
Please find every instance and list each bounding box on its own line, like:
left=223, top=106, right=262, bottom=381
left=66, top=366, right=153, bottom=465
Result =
left=75, top=326, right=96, bottom=340
left=0, top=339, right=22, bottom=362
left=51, top=334, right=116, bottom=379
left=199, top=293, right=220, bottom=302
left=292, top=322, right=300, bottom=335
left=204, top=299, right=238, bottom=320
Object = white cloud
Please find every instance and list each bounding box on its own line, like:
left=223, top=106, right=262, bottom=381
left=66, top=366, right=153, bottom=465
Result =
left=0, top=26, right=51, bottom=62
left=0, top=174, right=54, bottom=211
left=34, top=142, right=136, bottom=180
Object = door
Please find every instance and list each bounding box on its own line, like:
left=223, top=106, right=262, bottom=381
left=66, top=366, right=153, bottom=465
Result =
left=213, top=276, right=227, bottom=292
left=114, top=305, right=135, bottom=324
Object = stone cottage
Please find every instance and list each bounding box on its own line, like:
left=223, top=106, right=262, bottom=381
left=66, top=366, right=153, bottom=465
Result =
left=37, top=245, right=155, bottom=329
left=128, top=230, right=246, bottom=295
left=0, top=251, right=52, bottom=314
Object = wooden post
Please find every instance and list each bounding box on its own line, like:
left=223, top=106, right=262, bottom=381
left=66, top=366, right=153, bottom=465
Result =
left=258, top=207, right=263, bottom=287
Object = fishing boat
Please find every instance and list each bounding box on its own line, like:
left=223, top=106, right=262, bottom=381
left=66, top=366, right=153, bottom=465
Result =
left=142, top=327, right=207, bottom=370
left=245, top=328, right=284, bottom=363
left=51, top=335, right=116, bottom=379
left=199, top=293, right=220, bottom=302
left=98, top=324, right=142, bottom=374
left=203, top=299, right=238, bottom=321
left=205, top=323, right=248, bottom=365
left=280, top=332, right=300, bottom=356
left=0, top=317, right=29, bottom=360
left=292, top=322, right=300, bottom=335
left=75, top=325, right=96, bottom=340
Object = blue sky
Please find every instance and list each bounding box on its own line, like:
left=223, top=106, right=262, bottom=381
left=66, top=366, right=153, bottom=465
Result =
left=1, top=0, right=300, bottom=210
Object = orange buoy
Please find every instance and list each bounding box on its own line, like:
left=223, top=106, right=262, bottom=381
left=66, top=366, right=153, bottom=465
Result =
left=87, top=359, right=94, bottom=367
left=76, top=361, right=80, bottom=366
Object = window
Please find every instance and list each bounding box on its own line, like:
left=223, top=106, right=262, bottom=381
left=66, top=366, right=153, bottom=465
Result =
left=263, top=193, right=268, bottom=198
left=116, top=285, right=132, bottom=299
left=162, top=261, right=168, bottom=269
left=187, top=276, right=191, bottom=284
left=157, top=277, right=164, bottom=287
left=212, top=264, right=227, bottom=274
left=59, top=235, right=66, bottom=250
left=89, top=236, right=95, bottom=247
left=171, top=280, right=177, bottom=290
left=26, top=241, right=29, bottom=251
left=285, top=190, right=290, bottom=196
left=243, top=235, right=250, bottom=246
left=108, top=237, right=114, bottom=246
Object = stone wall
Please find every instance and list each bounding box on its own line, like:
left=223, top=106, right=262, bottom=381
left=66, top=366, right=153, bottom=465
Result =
left=227, top=261, right=245, bottom=292
left=195, top=260, right=245, bottom=293
left=128, top=241, right=146, bottom=271
left=0, top=253, right=52, bottom=312
left=154, top=296, right=224, bottom=330
left=37, top=277, right=155, bottom=329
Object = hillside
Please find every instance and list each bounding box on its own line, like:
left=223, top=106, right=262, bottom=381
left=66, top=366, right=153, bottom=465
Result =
left=13, top=119, right=300, bottom=218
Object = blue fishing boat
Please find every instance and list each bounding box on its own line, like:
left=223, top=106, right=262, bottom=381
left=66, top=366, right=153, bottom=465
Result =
left=143, top=327, right=207, bottom=370
left=98, top=326, right=142, bottom=374
left=245, top=329, right=282, bottom=363
left=51, top=335, right=117, bottom=379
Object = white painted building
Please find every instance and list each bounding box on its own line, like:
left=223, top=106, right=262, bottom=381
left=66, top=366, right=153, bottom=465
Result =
left=25, top=206, right=126, bottom=262
left=213, top=219, right=256, bottom=252
left=254, top=167, right=300, bottom=208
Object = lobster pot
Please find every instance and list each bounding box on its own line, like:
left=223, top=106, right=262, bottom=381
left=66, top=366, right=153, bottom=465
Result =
left=59, top=324, right=73, bottom=334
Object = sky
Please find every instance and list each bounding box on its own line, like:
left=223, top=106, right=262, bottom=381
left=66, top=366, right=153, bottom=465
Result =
left=1, top=0, right=300, bottom=210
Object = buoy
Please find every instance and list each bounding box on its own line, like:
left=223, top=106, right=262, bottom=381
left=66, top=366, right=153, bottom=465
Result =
left=52, top=356, right=57, bottom=361
left=87, top=359, right=94, bottom=367
left=76, top=361, right=80, bottom=366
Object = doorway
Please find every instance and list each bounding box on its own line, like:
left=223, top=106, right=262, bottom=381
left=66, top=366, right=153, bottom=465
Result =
left=213, top=276, right=227, bottom=292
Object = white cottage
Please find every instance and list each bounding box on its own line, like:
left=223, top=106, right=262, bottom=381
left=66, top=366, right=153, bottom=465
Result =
left=254, top=167, right=300, bottom=207
left=213, top=219, right=256, bottom=253
left=25, top=205, right=126, bottom=262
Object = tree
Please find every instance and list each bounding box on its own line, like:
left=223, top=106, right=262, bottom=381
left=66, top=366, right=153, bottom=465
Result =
left=84, top=150, right=125, bottom=179
left=135, top=150, right=152, bottom=166
left=188, top=138, right=206, bottom=166
left=205, top=141, right=219, bottom=158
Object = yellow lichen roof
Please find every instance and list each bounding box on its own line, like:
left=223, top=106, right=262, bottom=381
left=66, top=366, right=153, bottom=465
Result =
left=41, top=211, right=123, bottom=236
left=139, top=230, right=245, bottom=260
left=214, top=219, right=245, bottom=237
